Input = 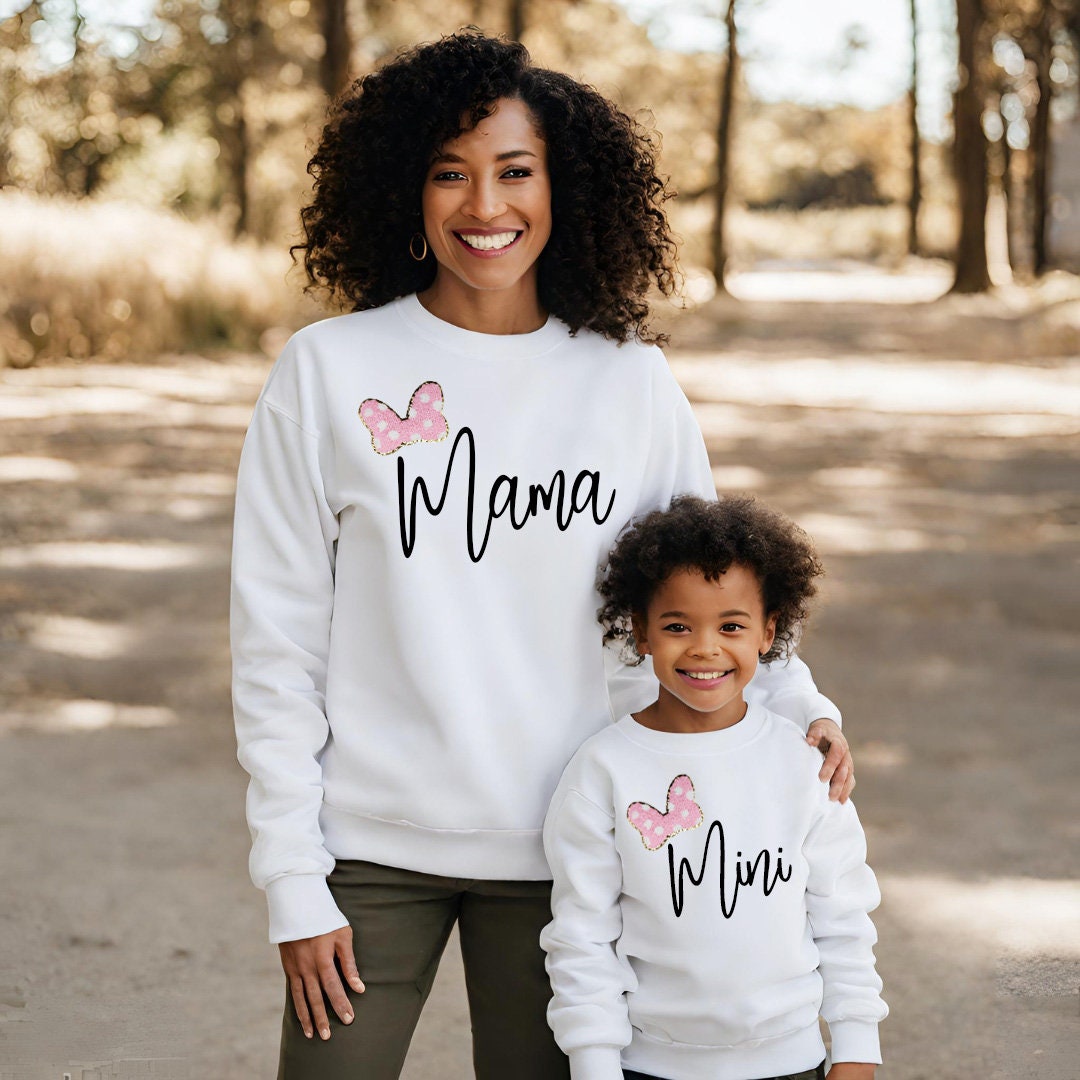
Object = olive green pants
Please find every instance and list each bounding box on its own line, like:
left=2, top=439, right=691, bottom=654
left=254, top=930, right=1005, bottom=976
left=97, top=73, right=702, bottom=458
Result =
left=277, top=860, right=570, bottom=1080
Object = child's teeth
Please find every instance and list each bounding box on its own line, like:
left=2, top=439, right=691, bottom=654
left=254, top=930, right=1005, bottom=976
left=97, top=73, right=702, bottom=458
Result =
left=687, top=671, right=726, bottom=679
left=460, top=231, right=518, bottom=250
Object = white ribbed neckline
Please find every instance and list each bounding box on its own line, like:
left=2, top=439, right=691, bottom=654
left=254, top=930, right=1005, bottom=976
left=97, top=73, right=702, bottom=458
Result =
left=615, top=703, right=769, bottom=755
left=392, top=292, right=570, bottom=361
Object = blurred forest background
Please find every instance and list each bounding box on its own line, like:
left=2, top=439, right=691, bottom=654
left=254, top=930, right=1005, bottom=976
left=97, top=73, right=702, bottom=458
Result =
left=3, top=6, right=1080, bottom=1078
left=2, top=0, right=1080, bottom=366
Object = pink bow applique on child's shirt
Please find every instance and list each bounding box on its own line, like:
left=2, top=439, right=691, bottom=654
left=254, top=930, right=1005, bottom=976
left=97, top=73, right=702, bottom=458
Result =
left=627, top=775, right=704, bottom=851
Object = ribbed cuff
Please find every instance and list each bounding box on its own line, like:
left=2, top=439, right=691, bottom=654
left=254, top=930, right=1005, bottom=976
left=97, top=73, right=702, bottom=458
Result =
left=265, top=873, right=348, bottom=944
left=829, top=1019, right=882, bottom=1065
left=568, top=1045, right=625, bottom=1080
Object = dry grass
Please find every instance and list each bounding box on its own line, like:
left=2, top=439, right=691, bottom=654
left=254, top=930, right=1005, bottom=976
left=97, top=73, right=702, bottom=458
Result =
left=0, top=192, right=322, bottom=366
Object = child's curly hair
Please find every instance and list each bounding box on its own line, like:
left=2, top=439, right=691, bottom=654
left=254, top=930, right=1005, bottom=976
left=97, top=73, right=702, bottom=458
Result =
left=597, top=495, right=824, bottom=664
left=294, top=29, right=678, bottom=344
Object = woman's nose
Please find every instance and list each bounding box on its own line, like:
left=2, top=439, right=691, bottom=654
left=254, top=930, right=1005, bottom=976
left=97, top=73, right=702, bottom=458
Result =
left=463, top=179, right=506, bottom=221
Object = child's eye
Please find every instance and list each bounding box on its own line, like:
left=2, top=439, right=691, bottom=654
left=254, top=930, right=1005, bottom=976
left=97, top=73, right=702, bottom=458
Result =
left=662, top=622, right=689, bottom=633
left=720, top=622, right=745, bottom=633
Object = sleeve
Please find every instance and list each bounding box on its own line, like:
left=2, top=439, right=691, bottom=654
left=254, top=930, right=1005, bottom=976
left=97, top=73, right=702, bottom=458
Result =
left=803, top=792, right=888, bottom=1065
left=633, top=351, right=716, bottom=513
left=744, top=654, right=843, bottom=732
left=540, top=778, right=635, bottom=1080
left=230, top=361, right=349, bottom=944
left=605, top=354, right=716, bottom=719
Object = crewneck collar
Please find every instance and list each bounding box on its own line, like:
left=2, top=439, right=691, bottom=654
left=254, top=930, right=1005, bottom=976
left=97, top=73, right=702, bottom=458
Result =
left=616, top=702, right=769, bottom=754
left=394, top=292, right=569, bottom=361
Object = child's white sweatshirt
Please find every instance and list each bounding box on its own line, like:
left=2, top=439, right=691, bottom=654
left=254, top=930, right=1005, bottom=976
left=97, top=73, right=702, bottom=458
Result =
left=231, top=295, right=842, bottom=943
left=541, top=706, right=887, bottom=1080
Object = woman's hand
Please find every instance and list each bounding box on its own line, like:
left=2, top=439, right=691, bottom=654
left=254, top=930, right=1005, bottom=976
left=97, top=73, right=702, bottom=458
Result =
left=279, top=926, right=365, bottom=1040
left=805, top=717, right=855, bottom=803
left=826, top=1063, right=875, bottom=1079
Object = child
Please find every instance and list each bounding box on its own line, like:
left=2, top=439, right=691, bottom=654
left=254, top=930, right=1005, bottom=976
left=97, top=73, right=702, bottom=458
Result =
left=541, top=495, right=887, bottom=1080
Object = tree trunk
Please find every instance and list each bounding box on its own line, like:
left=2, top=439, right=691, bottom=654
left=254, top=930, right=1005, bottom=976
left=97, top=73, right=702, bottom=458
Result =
left=218, top=0, right=256, bottom=236
left=999, top=134, right=1020, bottom=276
left=232, top=106, right=251, bottom=236
left=319, top=0, right=351, bottom=99
left=907, top=0, right=921, bottom=255
left=950, top=0, right=991, bottom=293
left=507, top=0, right=525, bottom=40
left=1030, top=7, right=1052, bottom=275
left=711, top=0, right=737, bottom=291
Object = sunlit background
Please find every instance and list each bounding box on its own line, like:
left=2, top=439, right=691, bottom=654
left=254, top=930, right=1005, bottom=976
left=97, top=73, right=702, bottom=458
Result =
left=1, top=0, right=1079, bottom=363
left=1, top=3, right=1078, bottom=1080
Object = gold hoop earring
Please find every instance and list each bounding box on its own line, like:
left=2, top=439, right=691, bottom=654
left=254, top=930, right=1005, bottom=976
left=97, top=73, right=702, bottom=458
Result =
left=409, top=233, right=428, bottom=261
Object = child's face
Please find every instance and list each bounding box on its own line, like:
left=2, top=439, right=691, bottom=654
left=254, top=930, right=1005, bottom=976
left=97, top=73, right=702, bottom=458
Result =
left=632, top=565, right=777, bottom=732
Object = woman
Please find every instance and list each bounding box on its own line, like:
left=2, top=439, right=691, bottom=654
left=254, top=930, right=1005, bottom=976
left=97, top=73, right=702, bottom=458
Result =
left=231, top=29, right=853, bottom=1080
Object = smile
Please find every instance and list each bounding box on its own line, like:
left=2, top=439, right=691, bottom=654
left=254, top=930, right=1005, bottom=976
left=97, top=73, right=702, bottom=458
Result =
left=677, top=669, right=733, bottom=685
left=454, top=230, right=523, bottom=253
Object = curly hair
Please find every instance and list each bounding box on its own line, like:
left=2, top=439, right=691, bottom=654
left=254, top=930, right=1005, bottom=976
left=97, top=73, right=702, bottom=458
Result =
left=597, top=495, right=824, bottom=664
left=295, top=29, right=678, bottom=344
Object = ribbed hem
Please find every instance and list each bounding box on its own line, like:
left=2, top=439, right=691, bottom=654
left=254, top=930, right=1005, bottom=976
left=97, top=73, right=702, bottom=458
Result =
left=568, top=1045, right=625, bottom=1080
left=320, top=801, right=552, bottom=880
left=394, top=293, right=570, bottom=361
left=828, top=1019, right=882, bottom=1065
left=265, top=872, right=349, bottom=944
left=624, top=1021, right=824, bottom=1080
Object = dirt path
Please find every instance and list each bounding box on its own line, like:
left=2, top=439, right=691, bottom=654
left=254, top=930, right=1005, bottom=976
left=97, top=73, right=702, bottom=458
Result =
left=2, top=274, right=1078, bottom=1079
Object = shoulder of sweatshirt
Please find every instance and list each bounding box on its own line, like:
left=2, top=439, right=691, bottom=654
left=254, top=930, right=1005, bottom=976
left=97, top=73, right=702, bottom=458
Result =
left=762, top=710, right=867, bottom=829
left=632, top=338, right=683, bottom=385
left=550, top=324, right=673, bottom=383
left=270, top=305, right=401, bottom=381
left=760, top=709, right=834, bottom=781
left=255, top=304, right=418, bottom=434
left=290, top=301, right=403, bottom=344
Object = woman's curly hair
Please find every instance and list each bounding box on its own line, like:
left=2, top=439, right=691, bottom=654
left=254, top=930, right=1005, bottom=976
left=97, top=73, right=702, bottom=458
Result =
left=295, top=29, right=678, bottom=344
left=597, top=495, right=824, bottom=664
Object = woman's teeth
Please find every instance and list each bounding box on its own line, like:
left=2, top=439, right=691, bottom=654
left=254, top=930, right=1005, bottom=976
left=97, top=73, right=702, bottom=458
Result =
left=458, top=231, right=519, bottom=250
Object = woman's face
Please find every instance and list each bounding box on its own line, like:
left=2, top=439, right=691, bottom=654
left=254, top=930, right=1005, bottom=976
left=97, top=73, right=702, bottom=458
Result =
left=421, top=97, right=552, bottom=315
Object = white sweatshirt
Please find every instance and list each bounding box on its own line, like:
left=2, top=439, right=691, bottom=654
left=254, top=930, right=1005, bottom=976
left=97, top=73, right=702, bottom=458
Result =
left=230, top=294, right=842, bottom=943
left=541, top=706, right=886, bottom=1080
